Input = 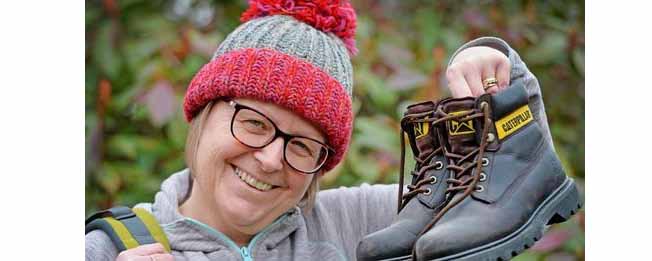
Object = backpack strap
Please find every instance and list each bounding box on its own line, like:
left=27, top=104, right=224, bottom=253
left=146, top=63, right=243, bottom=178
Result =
left=85, top=206, right=171, bottom=253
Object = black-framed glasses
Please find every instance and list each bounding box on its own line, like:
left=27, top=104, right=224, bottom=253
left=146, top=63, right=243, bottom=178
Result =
left=227, top=100, right=334, bottom=174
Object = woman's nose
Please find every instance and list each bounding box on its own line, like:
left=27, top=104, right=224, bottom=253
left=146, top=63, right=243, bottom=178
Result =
left=254, top=137, right=284, bottom=172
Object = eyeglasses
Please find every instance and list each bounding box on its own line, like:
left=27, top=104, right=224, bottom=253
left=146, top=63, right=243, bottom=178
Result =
left=227, top=100, right=334, bottom=174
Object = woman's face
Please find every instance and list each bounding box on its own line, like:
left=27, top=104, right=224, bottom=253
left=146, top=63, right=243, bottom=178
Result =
left=193, top=98, right=323, bottom=235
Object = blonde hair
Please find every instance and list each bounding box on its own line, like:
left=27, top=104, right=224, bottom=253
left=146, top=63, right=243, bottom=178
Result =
left=184, top=100, right=320, bottom=213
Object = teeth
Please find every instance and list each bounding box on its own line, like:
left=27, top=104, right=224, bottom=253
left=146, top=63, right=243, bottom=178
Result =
left=235, top=167, right=274, bottom=191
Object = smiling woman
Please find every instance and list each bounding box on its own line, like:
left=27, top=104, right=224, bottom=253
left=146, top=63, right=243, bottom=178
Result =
left=179, top=98, right=323, bottom=246
left=86, top=0, right=375, bottom=260
left=85, top=0, right=565, bottom=260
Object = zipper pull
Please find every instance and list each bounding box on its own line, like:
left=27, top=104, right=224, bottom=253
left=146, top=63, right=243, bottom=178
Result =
left=240, top=246, right=253, bottom=261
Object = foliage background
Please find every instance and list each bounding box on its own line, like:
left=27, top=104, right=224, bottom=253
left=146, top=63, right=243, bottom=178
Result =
left=85, top=0, right=584, bottom=260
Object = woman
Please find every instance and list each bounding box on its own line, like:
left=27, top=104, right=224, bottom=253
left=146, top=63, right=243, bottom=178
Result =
left=85, top=0, right=544, bottom=260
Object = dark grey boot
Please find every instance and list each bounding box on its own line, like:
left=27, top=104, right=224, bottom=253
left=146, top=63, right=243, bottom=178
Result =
left=356, top=101, right=450, bottom=261
left=413, top=83, right=582, bottom=261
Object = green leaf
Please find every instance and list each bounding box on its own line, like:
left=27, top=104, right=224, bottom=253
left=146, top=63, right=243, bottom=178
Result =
left=93, top=21, right=121, bottom=80
left=98, top=163, right=123, bottom=195
left=357, top=70, right=398, bottom=111
left=107, top=134, right=139, bottom=159
left=352, top=156, right=381, bottom=181
left=415, top=9, right=442, bottom=53
left=181, top=54, right=208, bottom=79
left=124, top=38, right=161, bottom=69
left=524, top=32, right=567, bottom=65
left=353, top=116, right=399, bottom=154
left=166, top=111, right=189, bottom=149
left=511, top=251, right=541, bottom=261
left=85, top=4, right=102, bottom=27
left=572, top=48, right=584, bottom=77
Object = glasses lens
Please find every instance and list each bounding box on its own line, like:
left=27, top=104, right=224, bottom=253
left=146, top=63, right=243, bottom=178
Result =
left=285, top=137, right=329, bottom=173
left=232, top=108, right=275, bottom=147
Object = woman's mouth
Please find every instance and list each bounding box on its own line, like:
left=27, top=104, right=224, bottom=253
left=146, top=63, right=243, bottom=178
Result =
left=233, top=165, right=278, bottom=192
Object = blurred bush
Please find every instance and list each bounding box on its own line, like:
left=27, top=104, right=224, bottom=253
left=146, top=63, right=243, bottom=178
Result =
left=86, top=0, right=584, bottom=260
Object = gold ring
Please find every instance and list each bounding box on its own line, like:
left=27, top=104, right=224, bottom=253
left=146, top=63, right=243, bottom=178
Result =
left=483, top=77, right=498, bottom=90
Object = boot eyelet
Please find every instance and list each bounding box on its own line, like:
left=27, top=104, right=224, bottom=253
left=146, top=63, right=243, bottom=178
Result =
left=434, top=161, right=443, bottom=170
left=481, top=157, right=489, bottom=166
left=423, top=188, right=432, bottom=195
left=429, top=176, right=437, bottom=184
left=479, top=172, right=487, bottom=182
left=487, top=133, right=496, bottom=143
left=475, top=185, right=484, bottom=192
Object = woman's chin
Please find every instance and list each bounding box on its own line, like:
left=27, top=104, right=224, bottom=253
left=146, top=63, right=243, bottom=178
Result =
left=220, top=195, right=274, bottom=228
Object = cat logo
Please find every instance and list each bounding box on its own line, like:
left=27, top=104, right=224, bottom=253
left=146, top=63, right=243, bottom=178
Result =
left=414, top=117, right=430, bottom=139
left=448, top=110, right=475, bottom=136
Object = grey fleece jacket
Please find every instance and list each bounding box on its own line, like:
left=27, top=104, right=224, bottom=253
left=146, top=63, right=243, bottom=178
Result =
left=86, top=169, right=398, bottom=261
left=85, top=37, right=550, bottom=261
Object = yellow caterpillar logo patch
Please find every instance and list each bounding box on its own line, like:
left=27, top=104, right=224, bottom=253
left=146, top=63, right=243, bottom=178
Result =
left=495, top=105, right=533, bottom=139
left=414, top=117, right=430, bottom=139
left=448, top=110, right=475, bottom=136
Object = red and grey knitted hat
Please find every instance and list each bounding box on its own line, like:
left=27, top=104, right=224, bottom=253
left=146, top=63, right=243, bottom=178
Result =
left=183, top=0, right=357, bottom=172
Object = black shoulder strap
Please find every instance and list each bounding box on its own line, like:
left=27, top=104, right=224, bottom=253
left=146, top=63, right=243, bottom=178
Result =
left=85, top=206, right=170, bottom=252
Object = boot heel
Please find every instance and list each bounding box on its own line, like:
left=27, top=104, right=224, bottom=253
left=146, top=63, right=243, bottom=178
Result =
left=547, top=178, right=582, bottom=225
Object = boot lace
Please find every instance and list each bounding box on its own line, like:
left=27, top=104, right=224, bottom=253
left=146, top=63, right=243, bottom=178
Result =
left=397, top=110, right=443, bottom=213
left=416, top=102, right=493, bottom=238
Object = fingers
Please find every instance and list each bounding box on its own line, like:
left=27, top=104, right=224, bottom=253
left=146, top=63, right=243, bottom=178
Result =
left=462, top=61, right=485, bottom=97
left=117, top=243, right=168, bottom=261
left=149, top=253, right=175, bottom=261
left=446, top=65, right=472, bottom=98
left=445, top=46, right=512, bottom=98
left=122, top=254, right=174, bottom=261
left=481, top=61, right=498, bottom=94
left=495, top=56, right=511, bottom=90
left=114, top=243, right=174, bottom=261
left=126, top=243, right=167, bottom=255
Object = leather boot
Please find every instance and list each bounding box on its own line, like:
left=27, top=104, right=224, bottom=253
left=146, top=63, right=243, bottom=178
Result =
left=356, top=101, right=451, bottom=261
left=413, top=83, right=582, bottom=260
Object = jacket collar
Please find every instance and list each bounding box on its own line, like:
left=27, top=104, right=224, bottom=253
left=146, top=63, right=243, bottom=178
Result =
left=145, top=169, right=302, bottom=252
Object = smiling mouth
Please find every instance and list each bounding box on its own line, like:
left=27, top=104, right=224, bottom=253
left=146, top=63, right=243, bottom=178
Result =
left=232, top=165, right=279, bottom=192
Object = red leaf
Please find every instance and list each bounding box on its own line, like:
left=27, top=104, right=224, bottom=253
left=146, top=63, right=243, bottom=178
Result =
left=98, top=79, right=112, bottom=110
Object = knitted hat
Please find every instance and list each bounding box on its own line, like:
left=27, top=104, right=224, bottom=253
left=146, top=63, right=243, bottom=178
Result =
left=183, top=0, right=357, bottom=172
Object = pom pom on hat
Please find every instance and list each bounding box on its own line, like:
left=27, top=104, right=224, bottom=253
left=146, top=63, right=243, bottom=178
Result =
left=241, top=0, right=358, bottom=55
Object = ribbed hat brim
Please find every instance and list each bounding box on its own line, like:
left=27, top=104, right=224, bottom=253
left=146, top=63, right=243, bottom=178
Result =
left=184, top=48, right=352, bottom=172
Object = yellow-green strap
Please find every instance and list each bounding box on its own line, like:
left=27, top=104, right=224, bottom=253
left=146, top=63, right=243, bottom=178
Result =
left=133, top=208, right=171, bottom=252
left=104, top=217, right=140, bottom=249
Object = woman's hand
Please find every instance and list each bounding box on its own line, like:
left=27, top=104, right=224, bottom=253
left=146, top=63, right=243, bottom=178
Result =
left=446, top=46, right=511, bottom=98
left=116, top=243, right=174, bottom=261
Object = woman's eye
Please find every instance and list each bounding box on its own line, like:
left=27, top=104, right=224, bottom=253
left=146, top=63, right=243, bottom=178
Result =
left=290, top=141, right=314, bottom=157
left=245, top=119, right=263, bottom=127
left=243, top=119, right=268, bottom=130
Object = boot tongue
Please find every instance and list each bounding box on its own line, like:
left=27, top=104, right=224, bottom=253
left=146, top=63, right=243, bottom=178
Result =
left=443, top=98, right=478, bottom=156
left=404, top=102, right=438, bottom=158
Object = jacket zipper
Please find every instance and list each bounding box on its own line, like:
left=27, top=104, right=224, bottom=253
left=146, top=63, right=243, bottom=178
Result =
left=240, top=246, right=252, bottom=261
left=237, top=213, right=288, bottom=261
left=185, top=213, right=290, bottom=261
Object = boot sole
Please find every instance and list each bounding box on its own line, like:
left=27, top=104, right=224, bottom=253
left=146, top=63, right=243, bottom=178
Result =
left=376, top=178, right=582, bottom=261
left=428, top=177, right=582, bottom=261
